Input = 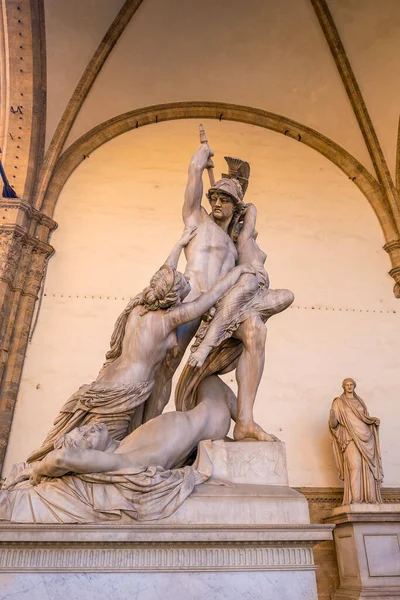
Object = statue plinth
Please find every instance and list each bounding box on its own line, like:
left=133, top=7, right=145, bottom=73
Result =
left=0, top=441, right=332, bottom=600
left=159, top=440, right=310, bottom=525
left=325, top=504, right=400, bottom=599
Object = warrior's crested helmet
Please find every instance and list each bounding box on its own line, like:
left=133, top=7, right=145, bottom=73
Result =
left=206, top=156, right=250, bottom=205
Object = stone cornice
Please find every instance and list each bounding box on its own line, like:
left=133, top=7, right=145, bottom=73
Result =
left=296, top=487, right=400, bottom=505
left=0, top=224, right=54, bottom=255
left=384, top=239, right=400, bottom=254
left=0, top=224, right=54, bottom=299
left=0, top=197, right=57, bottom=231
left=0, top=522, right=333, bottom=572
left=0, top=522, right=334, bottom=543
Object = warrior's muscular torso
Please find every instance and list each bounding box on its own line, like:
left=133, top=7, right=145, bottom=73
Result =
left=184, top=211, right=237, bottom=301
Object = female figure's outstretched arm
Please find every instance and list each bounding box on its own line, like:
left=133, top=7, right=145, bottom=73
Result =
left=238, top=203, right=257, bottom=244
left=164, top=226, right=197, bottom=268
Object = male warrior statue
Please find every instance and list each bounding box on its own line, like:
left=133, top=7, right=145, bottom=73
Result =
left=141, top=140, right=244, bottom=423
left=147, top=133, right=293, bottom=441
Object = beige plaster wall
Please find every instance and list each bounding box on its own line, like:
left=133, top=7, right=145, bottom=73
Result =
left=44, top=0, right=125, bottom=148
left=328, top=0, right=400, bottom=179
left=3, top=120, right=400, bottom=486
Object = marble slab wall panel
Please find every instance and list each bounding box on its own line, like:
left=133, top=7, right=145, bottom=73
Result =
left=0, top=523, right=333, bottom=599
left=0, top=571, right=319, bottom=600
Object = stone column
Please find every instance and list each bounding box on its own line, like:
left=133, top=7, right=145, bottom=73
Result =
left=0, top=197, right=56, bottom=473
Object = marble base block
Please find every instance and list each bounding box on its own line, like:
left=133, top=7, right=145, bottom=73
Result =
left=160, top=440, right=310, bottom=525
left=0, top=442, right=333, bottom=599
left=326, top=504, right=400, bottom=599
left=208, top=439, right=289, bottom=486
left=0, top=523, right=333, bottom=599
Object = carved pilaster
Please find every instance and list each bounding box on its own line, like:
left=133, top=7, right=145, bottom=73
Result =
left=0, top=229, right=26, bottom=288
left=0, top=226, right=54, bottom=297
left=383, top=239, right=400, bottom=298
left=12, top=240, right=35, bottom=291
left=24, top=245, right=52, bottom=297
left=0, top=199, right=55, bottom=473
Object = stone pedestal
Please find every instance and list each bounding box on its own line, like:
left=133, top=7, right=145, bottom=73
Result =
left=160, top=440, right=311, bottom=525
left=0, top=442, right=333, bottom=599
left=325, top=504, right=400, bottom=600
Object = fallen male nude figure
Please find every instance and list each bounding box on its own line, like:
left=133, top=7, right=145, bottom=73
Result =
left=0, top=377, right=236, bottom=523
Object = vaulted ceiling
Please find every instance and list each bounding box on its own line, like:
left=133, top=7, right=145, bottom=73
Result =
left=41, top=0, right=400, bottom=175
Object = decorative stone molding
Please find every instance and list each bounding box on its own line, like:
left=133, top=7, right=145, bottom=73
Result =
left=0, top=545, right=316, bottom=572
left=297, top=488, right=400, bottom=514
left=297, top=488, right=343, bottom=506
left=0, top=523, right=333, bottom=573
left=0, top=197, right=57, bottom=231
left=389, top=267, right=400, bottom=298
left=384, top=240, right=400, bottom=297
left=382, top=490, right=400, bottom=504
left=0, top=226, right=54, bottom=296
left=384, top=240, right=400, bottom=254
left=0, top=523, right=334, bottom=537
left=0, top=229, right=25, bottom=285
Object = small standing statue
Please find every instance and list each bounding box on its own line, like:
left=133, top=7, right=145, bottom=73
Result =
left=329, top=378, right=383, bottom=505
